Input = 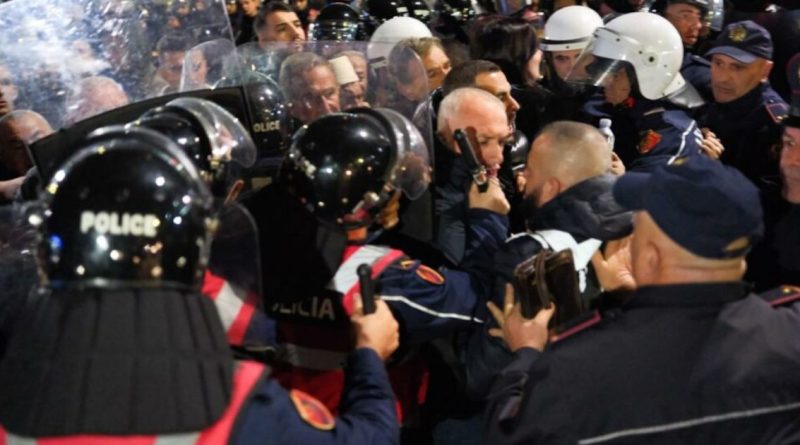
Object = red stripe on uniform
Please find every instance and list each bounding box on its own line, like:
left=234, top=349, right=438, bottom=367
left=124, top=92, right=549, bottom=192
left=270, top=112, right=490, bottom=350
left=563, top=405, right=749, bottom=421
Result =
left=197, top=362, right=266, bottom=445
left=201, top=271, right=225, bottom=301
left=39, top=436, right=154, bottom=445
left=342, top=249, right=405, bottom=315
left=227, top=290, right=259, bottom=346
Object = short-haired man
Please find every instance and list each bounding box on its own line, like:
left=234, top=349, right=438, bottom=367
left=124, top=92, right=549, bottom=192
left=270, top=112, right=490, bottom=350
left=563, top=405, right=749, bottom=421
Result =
left=443, top=60, right=520, bottom=130
left=236, top=0, right=262, bottom=45
left=390, top=37, right=451, bottom=103
left=466, top=121, right=632, bottom=400
left=0, top=110, right=52, bottom=201
left=254, top=1, right=305, bottom=49
left=652, top=0, right=714, bottom=99
left=700, top=20, right=788, bottom=185
left=484, top=155, right=800, bottom=443
left=433, top=87, right=512, bottom=264
left=0, top=65, right=18, bottom=117
left=279, top=52, right=340, bottom=124
left=148, top=34, right=190, bottom=96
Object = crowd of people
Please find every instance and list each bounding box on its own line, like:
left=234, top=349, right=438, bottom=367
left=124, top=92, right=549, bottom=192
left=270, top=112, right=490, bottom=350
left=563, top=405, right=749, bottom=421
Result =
left=1, top=0, right=800, bottom=443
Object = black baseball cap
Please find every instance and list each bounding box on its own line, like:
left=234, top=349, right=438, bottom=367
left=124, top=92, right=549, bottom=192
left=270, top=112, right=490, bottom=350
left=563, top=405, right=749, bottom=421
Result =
left=706, top=20, right=773, bottom=63
left=613, top=156, right=763, bottom=259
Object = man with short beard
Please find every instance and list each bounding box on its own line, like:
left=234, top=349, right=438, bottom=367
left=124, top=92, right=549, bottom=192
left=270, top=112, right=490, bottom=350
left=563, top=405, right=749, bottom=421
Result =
left=465, top=121, right=633, bottom=401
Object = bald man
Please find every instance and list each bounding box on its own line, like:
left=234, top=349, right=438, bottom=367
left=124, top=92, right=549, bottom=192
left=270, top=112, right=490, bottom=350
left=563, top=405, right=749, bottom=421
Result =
left=465, top=121, right=633, bottom=400
left=0, top=110, right=52, bottom=178
left=484, top=155, right=800, bottom=443
left=63, top=76, right=129, bottom=126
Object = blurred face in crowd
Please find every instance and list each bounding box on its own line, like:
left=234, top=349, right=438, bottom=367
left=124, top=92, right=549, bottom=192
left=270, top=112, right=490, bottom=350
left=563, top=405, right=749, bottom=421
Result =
left=0, top=66, right=18, bottom=114
left=340, top=81, right=369, bottom=109
left=188, top=50, right=209, bottom=88
left=346, top=53, right=368, bottom=93
left=710, top=54, right=772, bottom=104
left=158, top=51, right=186, bottom=88
left=602, top=67, right=632, bottom=106
left=258, top=11, right=306, bottom=45
left=226, top=0, right=237, bottom=14
left=0, top=113, right=52, bottom=177
left=474, top=70, right=520, bottom=129
left=781, top=126, right=800, bottom=201
left=290, top=65, right=340, bottom=123
left=664, top=2, right=704, bottom=47
left=241, top=0, right=262, bottom=17
left=549, top=49, right=581, bottom=80
left=422, top=45, right=451, bottom=93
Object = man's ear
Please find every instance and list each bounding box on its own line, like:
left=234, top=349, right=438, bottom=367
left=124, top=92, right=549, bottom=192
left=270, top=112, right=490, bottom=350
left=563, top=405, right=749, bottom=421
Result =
left=761, top=60, right=774, bottom=81
left=539, top=176, right=562, bottom=207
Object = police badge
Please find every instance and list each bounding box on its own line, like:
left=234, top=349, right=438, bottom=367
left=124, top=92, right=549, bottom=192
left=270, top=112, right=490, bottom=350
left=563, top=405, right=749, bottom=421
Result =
left=729, top=25, right=747, bottom=43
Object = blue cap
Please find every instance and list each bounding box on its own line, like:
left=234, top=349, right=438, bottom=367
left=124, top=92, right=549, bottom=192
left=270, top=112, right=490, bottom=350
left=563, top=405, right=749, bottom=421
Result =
left=706, top=20, right=773, bottom=63
left=613, top=156, right=763, bottom=259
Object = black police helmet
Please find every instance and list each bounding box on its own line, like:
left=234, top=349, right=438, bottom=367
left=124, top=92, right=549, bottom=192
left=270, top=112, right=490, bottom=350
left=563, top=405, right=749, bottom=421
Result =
left=244, top=74, right=294, bottom=157
left=37, top=125, right=215, bottom=290
left=404, top=0, right=432, bottom=24
left=310, top=3, right=368, bottom=41
left=134, top=98, right=257, bottom=197
left=281, top=111, right=395, bottom=229
left=366, top=0, right=410, bottom=23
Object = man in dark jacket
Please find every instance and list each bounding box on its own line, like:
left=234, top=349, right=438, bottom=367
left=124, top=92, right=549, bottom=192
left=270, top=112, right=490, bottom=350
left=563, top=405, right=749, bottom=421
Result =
left=484, top=155, right=800, bottom=444
left=466, top=121, right=633, bottom=401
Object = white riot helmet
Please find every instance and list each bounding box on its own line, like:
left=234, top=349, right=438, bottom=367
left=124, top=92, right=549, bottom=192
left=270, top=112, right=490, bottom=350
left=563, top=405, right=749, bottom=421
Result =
left=540, top=6, right=603, bottom=52
left=367, top=16, right=432, bottom=67
left=567, top=12, right=685, bottom=100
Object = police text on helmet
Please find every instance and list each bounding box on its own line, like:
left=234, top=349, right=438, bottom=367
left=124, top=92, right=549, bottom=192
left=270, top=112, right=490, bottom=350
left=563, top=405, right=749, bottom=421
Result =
left=79, top=211, right=160, bottom=238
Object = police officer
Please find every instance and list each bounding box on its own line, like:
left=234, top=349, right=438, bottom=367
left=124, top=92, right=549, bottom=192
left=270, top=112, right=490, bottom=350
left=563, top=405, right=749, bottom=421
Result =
left=651, top=0, right=716, bottom=100
left=465, top=121, right=633, bottom=401
left=539, top=5, right=604, bottom=121
left=241, top=108, right=510, bottom=422
left=0, top=125, right=402, bottom=444
left=569, top=12, right=705, bottom=172
left=746, top=60, right=800, bottom=290
left=700, top=20, right=788, bottom=187
left=485, top=155, right=800, bottom=443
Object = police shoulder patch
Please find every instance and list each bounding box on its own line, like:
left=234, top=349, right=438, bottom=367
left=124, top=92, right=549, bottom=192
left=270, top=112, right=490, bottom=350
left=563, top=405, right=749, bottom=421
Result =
left=416, top=264, right=445, bottom=285
left=759, top=285, right=800, bottom=307
left=290, top=389, right=335, bottom=430
left=765, top=101, right=788, bottom=124
left=638, top=130, right=662, bottom=154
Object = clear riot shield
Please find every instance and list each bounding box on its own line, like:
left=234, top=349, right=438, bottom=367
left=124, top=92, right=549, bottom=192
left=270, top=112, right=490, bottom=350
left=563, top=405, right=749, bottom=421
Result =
left=0, top=0, right=238, bottom=132
left=242, top=40, right=433, bottom=141
left=204, top=201, right=276, bottom=352
left=240, top=40, right=437, bottom=243
left=0, top=204, right=40, bottom=353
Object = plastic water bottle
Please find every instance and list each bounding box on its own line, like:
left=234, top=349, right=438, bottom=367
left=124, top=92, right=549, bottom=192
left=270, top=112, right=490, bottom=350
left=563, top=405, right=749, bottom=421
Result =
left=598, top=118, right=615, bottom=152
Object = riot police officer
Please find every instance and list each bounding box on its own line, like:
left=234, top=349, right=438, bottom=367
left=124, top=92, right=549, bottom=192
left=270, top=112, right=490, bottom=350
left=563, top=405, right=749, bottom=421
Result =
left=0, top=125, right=402, bottom=445
left=651, top=0, right=718, bottom=100
left=241, top=108, right=510, bottom=426
left=568, top=12, right=705, bottom=171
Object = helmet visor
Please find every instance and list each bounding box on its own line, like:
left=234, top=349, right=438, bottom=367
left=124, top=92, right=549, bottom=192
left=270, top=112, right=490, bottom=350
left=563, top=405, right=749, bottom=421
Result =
left=166, top=97, right=257, bottom=168
left=373, top=108, right=431, bottom=200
